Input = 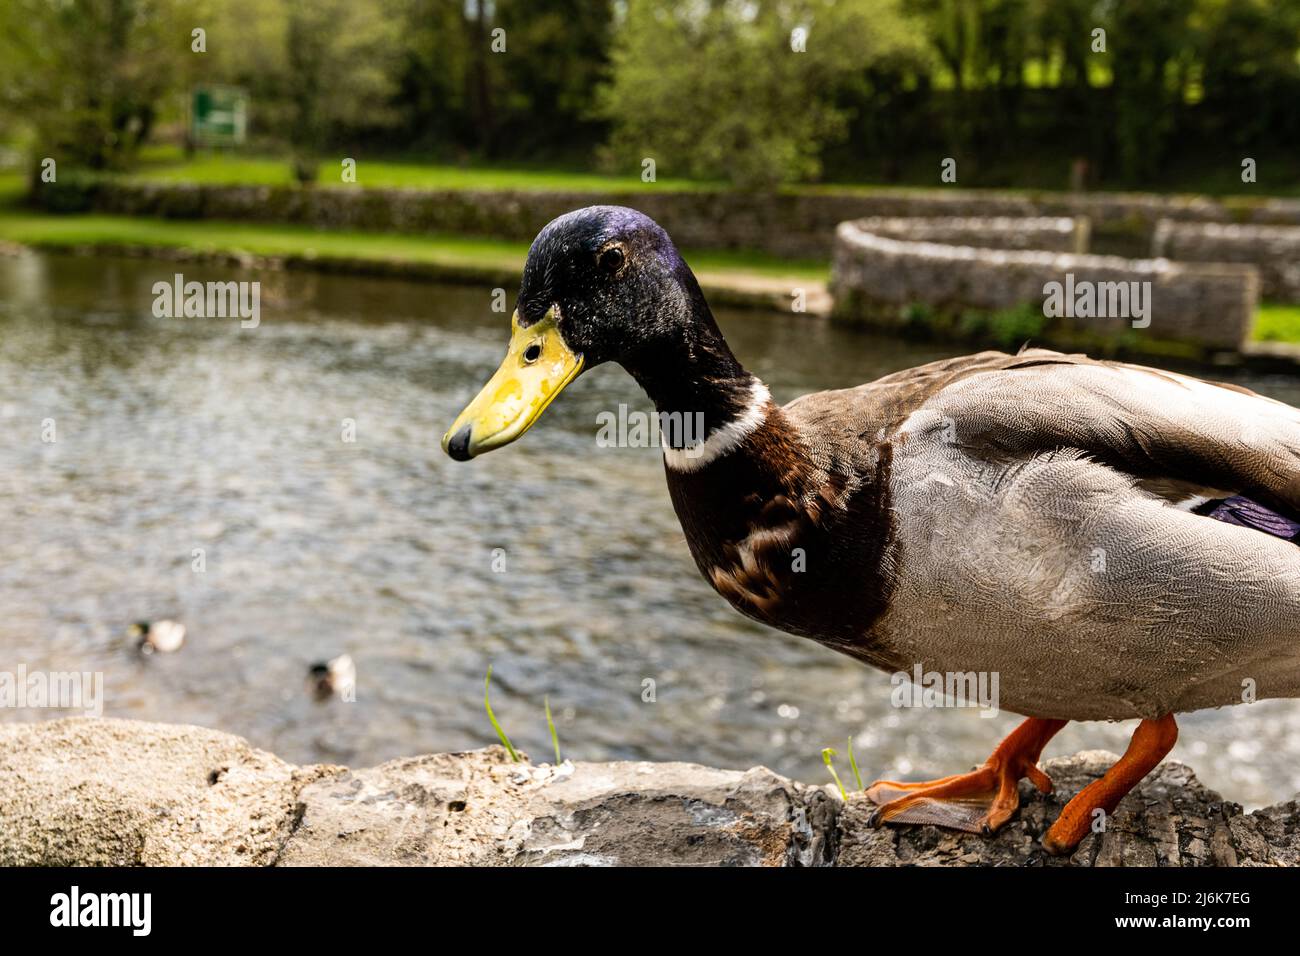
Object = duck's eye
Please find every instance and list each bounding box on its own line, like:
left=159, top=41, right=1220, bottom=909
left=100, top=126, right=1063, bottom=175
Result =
left=522, top=342, right=543, bottom=364
left=599, top=245, right=625, bottom=274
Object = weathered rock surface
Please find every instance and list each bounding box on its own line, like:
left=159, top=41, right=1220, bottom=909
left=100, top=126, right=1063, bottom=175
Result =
left=277, top=750, right=836, bottom=867
left=0, top=718, right=333, bottom=866
left=1, top=718, right=1296, bottom=866
left=840, top=751, right=1299, bottom=867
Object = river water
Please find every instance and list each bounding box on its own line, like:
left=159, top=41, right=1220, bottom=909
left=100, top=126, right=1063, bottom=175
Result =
left=2, top=250, right=1298, bottom=807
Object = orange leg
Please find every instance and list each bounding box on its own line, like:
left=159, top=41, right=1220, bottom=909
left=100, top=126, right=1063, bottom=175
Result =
left=1042, top=714, right=1178, bottom=855
left=865, top=717, right=1067, bottom=834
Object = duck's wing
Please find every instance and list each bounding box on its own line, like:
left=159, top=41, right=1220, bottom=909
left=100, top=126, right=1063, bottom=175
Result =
left=868, top=353, right=1300, bottom=721
left=903, top=352, right=1300, bottom=516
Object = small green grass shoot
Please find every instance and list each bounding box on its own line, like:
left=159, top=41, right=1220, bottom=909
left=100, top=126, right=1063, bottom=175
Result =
left=825, top=738, right=866, bottom=800
left=483, top=665, right=521, bottom=763
left=822, top=747, right=848, bottom=801
left=483, top=665, right=565, bottom=765
left=847, top=736, right=864, bottom=791
left=545, top=695, right=562, bottom=765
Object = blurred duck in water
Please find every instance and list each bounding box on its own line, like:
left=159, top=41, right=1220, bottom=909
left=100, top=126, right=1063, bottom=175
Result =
left=308, top=654, right=356, bottom=702
left=130, top=620, right=186, bottom=655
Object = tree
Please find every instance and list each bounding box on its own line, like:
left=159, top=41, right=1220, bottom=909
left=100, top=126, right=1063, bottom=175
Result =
left=204, top=0, right=401, bottom=180
left=384, top=0, right=615, bottom=161
left=597, top=0, right=929, bottom=189
left=494, top=0, right=615, bottom=158
left=1195, top=0, right=1300, bottom=147
left=1108, top=0, right=1197, bottom=181
left=0, top=0, right=202, bottom=170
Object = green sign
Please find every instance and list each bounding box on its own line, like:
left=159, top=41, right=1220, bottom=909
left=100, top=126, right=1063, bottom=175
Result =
left=191, top=86, right=247, bottom=147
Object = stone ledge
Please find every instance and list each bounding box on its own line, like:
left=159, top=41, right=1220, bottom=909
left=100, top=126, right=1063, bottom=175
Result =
left=848, top=215, right=1088, bottom=252
left=831, top=217, right=1259, bottom=352
left=1153, top=219, right=1300, bottom=301
left=1, top=718, right=1296, bottom=866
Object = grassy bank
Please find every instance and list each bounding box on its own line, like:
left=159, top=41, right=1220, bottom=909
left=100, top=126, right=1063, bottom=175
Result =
left=0, top=170, right=823, bottom=283
left=129, top=146, right=722, bottom=193
left=125, top=147, right=1300, bottom=199
left=1254, top=304, right=1300, bottom=344
left=0, top=204, right=828, bottom=285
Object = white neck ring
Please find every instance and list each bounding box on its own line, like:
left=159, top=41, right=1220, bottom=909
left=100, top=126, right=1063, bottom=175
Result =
left=662, top=379, right=771, bottom=473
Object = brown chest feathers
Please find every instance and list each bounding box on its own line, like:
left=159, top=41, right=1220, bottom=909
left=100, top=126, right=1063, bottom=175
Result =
left=664, top=409, right=899, bottom=661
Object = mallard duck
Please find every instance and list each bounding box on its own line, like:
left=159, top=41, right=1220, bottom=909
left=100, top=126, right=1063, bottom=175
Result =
left=308, top=654, right=356, bottom=701
left=442, top=205, right=1300, bottom=855
left=130, top=620, right=186, bottom=655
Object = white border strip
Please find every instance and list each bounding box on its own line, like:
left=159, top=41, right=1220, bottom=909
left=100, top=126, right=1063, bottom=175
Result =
left=663, top=380, right=771, bottom=473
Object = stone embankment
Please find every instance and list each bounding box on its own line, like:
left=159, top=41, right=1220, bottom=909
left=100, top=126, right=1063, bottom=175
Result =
left=2, top=718, right=1296, bottom=867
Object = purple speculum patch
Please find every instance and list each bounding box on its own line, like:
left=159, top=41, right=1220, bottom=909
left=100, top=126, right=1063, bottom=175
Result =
left=1199, top=495, right=1300, bottom=541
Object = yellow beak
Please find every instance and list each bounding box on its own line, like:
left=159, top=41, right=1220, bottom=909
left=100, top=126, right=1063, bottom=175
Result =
left=442, top=307, right=584, bottom=460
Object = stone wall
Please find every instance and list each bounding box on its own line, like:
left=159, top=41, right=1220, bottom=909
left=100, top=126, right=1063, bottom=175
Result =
left=1153, top=219, right=1300, bottom=302
left=50, top=178, right=1300, bottom=259
left=2, top=717, right=1296, bottom=866
left=831, top=218, right=1259, bottom=352
left=849, top=216, right=1088, bottom=252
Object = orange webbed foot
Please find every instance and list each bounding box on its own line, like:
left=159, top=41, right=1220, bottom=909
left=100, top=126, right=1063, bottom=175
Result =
left=864, top=717, right=1066, bottom=835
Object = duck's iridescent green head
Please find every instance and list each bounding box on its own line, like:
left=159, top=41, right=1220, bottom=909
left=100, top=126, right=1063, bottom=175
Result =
left=442, top=205, right=703, bottom=460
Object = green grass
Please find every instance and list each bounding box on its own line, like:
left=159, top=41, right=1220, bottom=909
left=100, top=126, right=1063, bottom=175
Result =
left=544, top=696, right=562, bottom=766
left=482, top=666, right=569, bottom=767
left=483, top=665, right=521, bottom=763
left=688, top=248, right=827, bottom=282
left=821, top=747, right=848, bottom=801
left=122, top=144, right=1300, bottom=199
left=0, top=208, right=528, bottom=269
left=0, top=206, right=828, bottom=284
left=847, top=736, right=863, bottom=791
left=129, top=144, right=722, bottom=193
left=823, top=739, right=866, bottom=801
left=1254, top=304, right=1300, bottom=344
